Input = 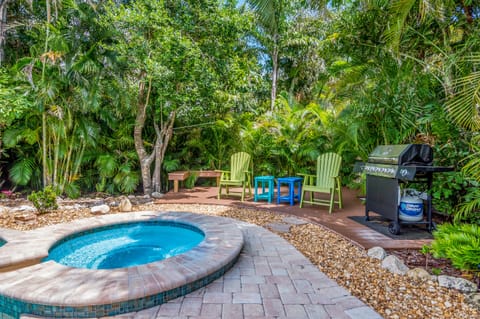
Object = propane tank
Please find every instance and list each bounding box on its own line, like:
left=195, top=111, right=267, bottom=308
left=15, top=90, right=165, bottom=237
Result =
left=399, top=189, right=424, bottom=222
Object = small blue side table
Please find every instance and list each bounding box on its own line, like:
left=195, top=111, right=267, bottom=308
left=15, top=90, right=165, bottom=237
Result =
left=254, top=176, right=275, bottom=203
left=277, top=177, right=303, bottom=206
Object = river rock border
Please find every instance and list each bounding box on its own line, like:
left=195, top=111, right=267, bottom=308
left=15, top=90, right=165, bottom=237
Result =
left=367, top=246, right=480, bottom=310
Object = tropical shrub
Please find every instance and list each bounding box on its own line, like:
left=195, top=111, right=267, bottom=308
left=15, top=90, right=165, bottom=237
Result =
left=430, top=223, right=480, bottom=276
left=27, top=186, right=59, bottom=214
left=430, top=172, right=473, bottom=217
left=244, top=93, right=332, bottom=177
left=429, top=133, right=477, bottom=221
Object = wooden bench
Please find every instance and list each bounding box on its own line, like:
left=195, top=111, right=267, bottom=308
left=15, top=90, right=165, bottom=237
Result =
left=167, top=171, right=190, bottom=193
left=196, top=170, right=221, bottom=186
left=167, top=170, right=221, bottom=192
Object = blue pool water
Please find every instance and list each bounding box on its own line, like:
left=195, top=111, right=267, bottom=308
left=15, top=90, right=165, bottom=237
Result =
left=44, top=221, right=204, bottom=269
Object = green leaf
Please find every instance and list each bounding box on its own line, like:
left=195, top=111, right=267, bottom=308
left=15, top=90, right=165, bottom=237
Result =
left=9, top=158, right=35, bottom=186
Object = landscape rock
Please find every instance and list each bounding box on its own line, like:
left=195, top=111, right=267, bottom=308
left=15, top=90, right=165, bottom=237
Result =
left=282, top=216, right=308, bottom=225
left=91, top=200, right=107, bottom=207
left=466, top=293, right=480, bottom=310
left=105, top=198, right=119, bottom=207
left=59, top=204, right=86, bottom=210
left=10, top=205, right=36, bottom=213
left=118, top=197, right=132, bottom=212
left=367, top=246, right=387, bottom=260
left=438, top=275, right=478, bottom=293
left=406, top=267, right=432, bottom=281
left=266, top=222, right=291, bottom=233
left=151, top=192, right=164, bottom=199
left=0, top=205, right=8, bottom=215
left=90, top=204, right=110, bottom=215
left=381, top=255, right=409, bottom=275
left=129, top=196, right=154, bottom=205
left=14, top=213, right=37, bottom=224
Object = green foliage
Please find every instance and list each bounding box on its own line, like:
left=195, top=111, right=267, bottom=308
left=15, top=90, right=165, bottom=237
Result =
left=113, top=164, right=140, bottom=194
left=420, top=244, right=431, bottom=255
left=94, top=155, right=140, bottom=194
left=444, top=55, right=480, bottom=131
left=427, top=133, right=479, bottom=221
left=9, top=158, right=36, bottom=186
left=0, top=0, right=479, bottom=207
left=430, top=267, right=442, bottom=276
left=0, top=69, right=32, bottom=127
left=240, top=93, right=332, bottom=177
left=430, top=172, right=472, bottom=216
left=64, top=182, right=81, bottom=199
left=430, top=223, right=480, bottom=274
left=27, top=186, right=59, bottom=214
left=185, top=172, right=198, bottom=189
left=455, top=134, right=480, bottom=223
left=163, top=157, right=181, bottom=172
left=420, top=244, right=432, bottom=269
left=456, top=187, right=480, bottom=224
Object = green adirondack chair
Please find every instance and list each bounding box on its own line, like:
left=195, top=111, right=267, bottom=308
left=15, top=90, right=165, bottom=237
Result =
left=217, top=152, right=252, bottom=201
left=299, top=152, right=343, bottom=213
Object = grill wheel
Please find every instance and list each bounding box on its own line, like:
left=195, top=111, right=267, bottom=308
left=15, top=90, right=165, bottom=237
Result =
left=388, top=221, right=401, bottom=235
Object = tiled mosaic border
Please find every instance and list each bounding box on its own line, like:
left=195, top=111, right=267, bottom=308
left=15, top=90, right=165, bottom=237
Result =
left=0, top=212, right=244, bottom=318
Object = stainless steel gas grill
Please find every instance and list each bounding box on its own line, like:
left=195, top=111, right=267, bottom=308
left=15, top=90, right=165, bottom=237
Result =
left=356, top=144, right=453, bottom=235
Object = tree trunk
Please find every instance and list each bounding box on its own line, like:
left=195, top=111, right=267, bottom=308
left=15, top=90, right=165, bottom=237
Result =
left=42, top=111, right=50, bottom=186
left=0, top=0, right=8, bottom=65
left=461, top=2, right=473, bottom=24
left=133, top=76, right=155, bottom=195
left=152, top=109, right=176, bottom=193
left=270, top=41, right=279, bottom=111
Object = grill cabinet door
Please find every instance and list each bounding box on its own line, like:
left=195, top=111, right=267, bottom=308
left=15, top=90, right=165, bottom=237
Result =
left=366, top=175, right=400, bottom=221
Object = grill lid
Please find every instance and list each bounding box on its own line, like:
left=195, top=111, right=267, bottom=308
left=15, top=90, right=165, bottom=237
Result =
left=368, top=144, right=433, bottom=166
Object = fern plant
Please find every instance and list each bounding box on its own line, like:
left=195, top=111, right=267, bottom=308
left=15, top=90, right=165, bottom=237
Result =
left=430, top=223, right=480, bottom=276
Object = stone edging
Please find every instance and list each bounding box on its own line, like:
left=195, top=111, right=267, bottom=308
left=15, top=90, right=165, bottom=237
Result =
left=367, top=246, right=480, bottom=310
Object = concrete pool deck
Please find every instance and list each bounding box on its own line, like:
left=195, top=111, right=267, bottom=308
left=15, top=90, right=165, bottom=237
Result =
left=0, top=211, right=383, bottom=319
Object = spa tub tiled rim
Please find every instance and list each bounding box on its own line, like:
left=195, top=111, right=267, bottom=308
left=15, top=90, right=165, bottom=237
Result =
left=0, top=211, right=244, bottom=317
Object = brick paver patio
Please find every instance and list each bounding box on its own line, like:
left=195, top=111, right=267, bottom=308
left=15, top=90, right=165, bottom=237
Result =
left=118, top=218, right=383, bottom=319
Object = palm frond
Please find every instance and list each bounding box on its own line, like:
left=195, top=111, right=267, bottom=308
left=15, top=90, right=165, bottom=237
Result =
left=113, top=165, right=140, bottom=194
left=446, top=60, right=480, bottom=130
left=95, top=155, right=118, bottom=178
left=383, top=0, right=416, bottom=52
left=9, top=158, right=36, bottom=186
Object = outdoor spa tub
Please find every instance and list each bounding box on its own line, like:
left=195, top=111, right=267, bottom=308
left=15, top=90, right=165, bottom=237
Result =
left=0, top=211, right=244, bottom=318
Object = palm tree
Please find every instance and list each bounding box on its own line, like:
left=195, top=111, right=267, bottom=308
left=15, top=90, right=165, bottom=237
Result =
left=383, top=0, right=476, bottom=53
left=247, top=0, right=292, bottom=111
left=0, top=0, right=8, bottom=64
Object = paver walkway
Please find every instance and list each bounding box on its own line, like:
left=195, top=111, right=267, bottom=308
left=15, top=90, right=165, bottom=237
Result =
left=114, top=218, right=382, bottom=319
